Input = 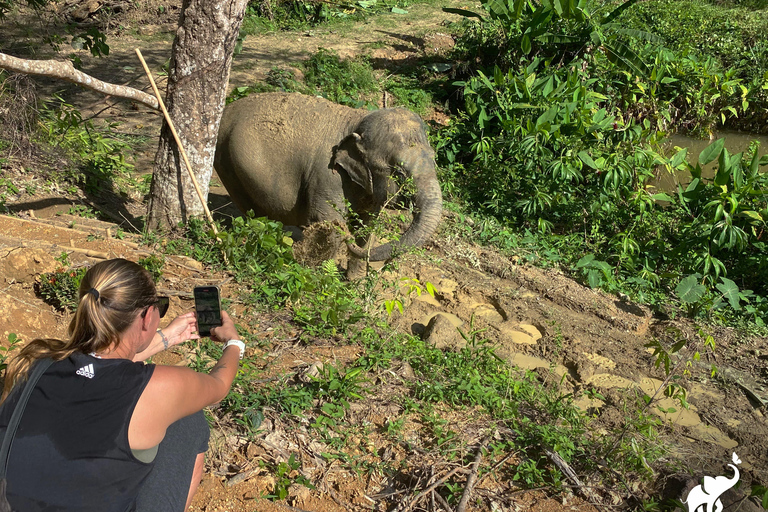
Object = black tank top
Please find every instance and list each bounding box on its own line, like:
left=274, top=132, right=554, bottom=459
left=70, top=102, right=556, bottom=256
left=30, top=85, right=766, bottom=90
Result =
left=0, top=353, right=156, bottom=512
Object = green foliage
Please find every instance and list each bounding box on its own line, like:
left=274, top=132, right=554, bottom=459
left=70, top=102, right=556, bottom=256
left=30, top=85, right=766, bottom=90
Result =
left=432, top=0, right=768, bottom=325
left=137, top=254, right=165, bottom=284
left=301, top=49, right=378, bottom=107
left=266, top=454, right=315, bottom=501
left=0, top=177, right=19, bottom=213
left=239, top=0, right=413, bottom=32
left=38, top=264, right=87, bottom=311
left=228, top=49, right=378, bottom=108
left=39, top=97, right=144, bottom=197
left=0, top=333, right=22, bottom=372
left=620, top=0, right=768, bottom=131
left=384, top=277, right=436, bottom=315
left=356, top=325, right=664, bottom=485
left=180, top=212, right=364, bottom=334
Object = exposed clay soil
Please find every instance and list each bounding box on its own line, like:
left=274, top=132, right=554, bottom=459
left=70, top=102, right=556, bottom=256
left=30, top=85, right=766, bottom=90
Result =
left=2, top=2, right=768, bottom=511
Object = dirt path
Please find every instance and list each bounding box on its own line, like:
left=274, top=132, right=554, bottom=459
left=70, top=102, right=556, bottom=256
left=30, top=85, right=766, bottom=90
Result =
left=2, top=1, right=768, bottom=510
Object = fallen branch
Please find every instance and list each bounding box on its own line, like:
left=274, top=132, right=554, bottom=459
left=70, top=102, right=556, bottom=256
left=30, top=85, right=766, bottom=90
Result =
left=544, top=448, right=600, bottom=504
left=434, top=491, right=455, bottom=512
left=456, top=437, right=489, bottom=512
left=395, top=466, right=466, bottom=512
left=0, top=52, right=159, bottom=110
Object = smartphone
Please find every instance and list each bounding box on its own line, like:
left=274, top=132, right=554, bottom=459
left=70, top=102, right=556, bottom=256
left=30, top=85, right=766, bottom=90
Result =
left=194, top=286, right=222, bottom=337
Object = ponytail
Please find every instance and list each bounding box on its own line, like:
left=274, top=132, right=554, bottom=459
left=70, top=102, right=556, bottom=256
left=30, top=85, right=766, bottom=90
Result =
left=2, top=259, right=156, bottom=400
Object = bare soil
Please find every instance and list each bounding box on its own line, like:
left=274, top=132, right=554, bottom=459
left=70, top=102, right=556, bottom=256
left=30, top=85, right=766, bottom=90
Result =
left=2, top=2, right=768, bottom=511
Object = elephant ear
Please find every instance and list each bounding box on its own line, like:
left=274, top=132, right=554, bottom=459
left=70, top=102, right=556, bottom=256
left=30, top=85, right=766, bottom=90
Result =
left=334, top=132, right=373, bottom=195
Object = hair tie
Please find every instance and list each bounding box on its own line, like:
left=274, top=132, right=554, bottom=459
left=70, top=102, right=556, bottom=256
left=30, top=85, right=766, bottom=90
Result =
left=88, top=288, right=100, bottom=300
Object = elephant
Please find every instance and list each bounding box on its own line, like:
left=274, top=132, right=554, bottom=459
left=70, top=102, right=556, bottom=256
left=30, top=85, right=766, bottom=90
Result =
left=213, top=92, right=443, bottom=261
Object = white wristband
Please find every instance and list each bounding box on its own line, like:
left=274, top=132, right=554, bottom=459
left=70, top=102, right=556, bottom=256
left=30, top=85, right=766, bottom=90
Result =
left=224, top=339, right=245, bottom=359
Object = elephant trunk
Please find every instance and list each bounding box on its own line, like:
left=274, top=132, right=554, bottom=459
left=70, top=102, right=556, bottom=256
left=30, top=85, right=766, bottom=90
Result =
left=350, top=154, right=443, bottom=262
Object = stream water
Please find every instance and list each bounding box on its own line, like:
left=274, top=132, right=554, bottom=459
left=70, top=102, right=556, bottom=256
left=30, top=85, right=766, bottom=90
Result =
left=653, top=131, right=768, bottom=192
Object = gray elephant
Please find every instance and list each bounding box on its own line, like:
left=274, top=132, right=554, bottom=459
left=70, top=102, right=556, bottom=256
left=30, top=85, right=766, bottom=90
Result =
left=214, top=92, right=443, bottom=261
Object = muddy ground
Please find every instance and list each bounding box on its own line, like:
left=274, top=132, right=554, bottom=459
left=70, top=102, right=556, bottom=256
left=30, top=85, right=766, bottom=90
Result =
left=1, top=1, right=768, bottom=510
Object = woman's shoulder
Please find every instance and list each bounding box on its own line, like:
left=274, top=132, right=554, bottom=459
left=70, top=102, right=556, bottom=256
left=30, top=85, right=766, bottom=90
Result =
left=52, top=353, right=155, bottom=384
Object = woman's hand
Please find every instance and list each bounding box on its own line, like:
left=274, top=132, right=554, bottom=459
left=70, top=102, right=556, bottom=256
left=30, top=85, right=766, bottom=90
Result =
left=162, top=311, right=201, bottom=348
left=210, top=311, right=239, bottom=343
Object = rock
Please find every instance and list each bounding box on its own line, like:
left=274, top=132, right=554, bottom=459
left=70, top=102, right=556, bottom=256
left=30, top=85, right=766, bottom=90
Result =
left=297, top=362, right=323, bottom=383
left=394, top=360, right=415, bottom=380
left=1, top=248, right=57, bottom=284
left=288, top=483, right=311, bottom=505
left=423, top=313, right=465, bottom=350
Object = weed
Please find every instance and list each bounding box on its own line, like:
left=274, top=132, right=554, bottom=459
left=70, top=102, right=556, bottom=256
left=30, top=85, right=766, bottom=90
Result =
left=384, top=277, right=436, bottom=315
left=67, top=204, right=97, bottom=219
left=137, top=254, right=164, bottom=283
left=0, top=333, right=22, bottom=372
left=38, top=265, right=87, bottom=311
left=265, top=454, right=315, bottom=501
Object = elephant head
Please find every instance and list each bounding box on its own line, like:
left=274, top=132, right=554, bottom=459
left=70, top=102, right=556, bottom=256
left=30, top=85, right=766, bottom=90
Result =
left=332, top=108, right=443, bottom=261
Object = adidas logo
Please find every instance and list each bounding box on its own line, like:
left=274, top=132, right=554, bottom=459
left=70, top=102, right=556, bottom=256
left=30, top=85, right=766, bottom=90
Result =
left=76, top=363, right=95, bottom=379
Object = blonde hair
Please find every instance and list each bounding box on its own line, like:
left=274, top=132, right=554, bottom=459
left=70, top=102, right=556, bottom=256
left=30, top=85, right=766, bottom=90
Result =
left=2, top=258, right=156, bottom=400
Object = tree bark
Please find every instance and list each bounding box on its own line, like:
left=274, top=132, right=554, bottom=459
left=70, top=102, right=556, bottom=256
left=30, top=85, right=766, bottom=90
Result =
left=146, top=0, right=248, bottom=229
left=0, top=52, right=159, bottom=109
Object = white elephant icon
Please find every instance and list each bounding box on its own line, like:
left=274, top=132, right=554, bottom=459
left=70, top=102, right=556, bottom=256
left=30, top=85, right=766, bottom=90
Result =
left=684, top=453, right=742, bottom=512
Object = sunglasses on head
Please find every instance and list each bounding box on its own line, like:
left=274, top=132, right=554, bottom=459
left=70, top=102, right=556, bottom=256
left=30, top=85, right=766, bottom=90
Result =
left=142, top=296, right=170, bottom=319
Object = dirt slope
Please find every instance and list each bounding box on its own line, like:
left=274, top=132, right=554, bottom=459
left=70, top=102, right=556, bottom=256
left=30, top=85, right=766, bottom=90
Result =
left=2, top=1, right=768, bottom=510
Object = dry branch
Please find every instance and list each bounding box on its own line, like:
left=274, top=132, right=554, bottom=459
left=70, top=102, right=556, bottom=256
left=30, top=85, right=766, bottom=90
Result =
left=395, top=466, right=466, bottom=512
left=0, top=52, right=159, bottom=110
left=544, top=448, right=600, bottom=504
left=456, top=437, right=489, bottom=512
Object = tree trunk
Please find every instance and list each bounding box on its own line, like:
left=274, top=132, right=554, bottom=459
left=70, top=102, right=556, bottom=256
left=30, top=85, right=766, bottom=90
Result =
left=146, top=0, right=248, bottom=229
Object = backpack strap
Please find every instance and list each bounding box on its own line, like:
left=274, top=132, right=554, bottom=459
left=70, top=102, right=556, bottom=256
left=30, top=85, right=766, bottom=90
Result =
left=0, top=359, right=54, bottom=478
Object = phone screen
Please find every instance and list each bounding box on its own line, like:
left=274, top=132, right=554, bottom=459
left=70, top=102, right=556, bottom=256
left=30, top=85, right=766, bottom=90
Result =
left=194, top=286, right=222, bottom=337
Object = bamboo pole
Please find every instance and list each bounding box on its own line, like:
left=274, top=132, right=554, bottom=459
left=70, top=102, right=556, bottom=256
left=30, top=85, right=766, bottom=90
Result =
left=134, top=48, right=218, bottom=235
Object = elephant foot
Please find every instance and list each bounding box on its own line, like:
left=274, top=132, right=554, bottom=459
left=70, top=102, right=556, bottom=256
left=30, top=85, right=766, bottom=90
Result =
left=345, top=253, right=368, bottom=280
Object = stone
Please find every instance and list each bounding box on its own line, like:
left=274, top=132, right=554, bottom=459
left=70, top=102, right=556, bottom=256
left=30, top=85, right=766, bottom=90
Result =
left=423, top=313, right=465, bottom=350
left=1, top=248, right=57, bottom=284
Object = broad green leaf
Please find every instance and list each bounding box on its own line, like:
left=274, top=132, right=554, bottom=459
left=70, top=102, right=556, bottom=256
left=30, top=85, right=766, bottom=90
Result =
left=578, top=151, right=598, bottom=169
left=521, top=34, right=532, bottom=54
left=542, top=75, right=555, bottom=97
left=651, top=193, right=674, bottom=202
left=749, top=150, right=760, bottom=178
left=576, top=254, right=595, bottom=268
left=740, top=210, right=764, bottom=222
left=603, top=0, right=639, bottom=24
left=716, top=277, right=741, bottom=310
left=699, top=138, right=725, bottom=166
left=391, top=6, right=408, bottom=13
left=676, top=275, right=706, bottom=303
left=587, top=269, right=602, bottom=288
left=670, top=148, right=688, bottom=168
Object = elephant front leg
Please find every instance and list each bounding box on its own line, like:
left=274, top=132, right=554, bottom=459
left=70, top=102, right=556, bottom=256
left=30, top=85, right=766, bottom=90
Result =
left=345, top=211, right=380, bottom=279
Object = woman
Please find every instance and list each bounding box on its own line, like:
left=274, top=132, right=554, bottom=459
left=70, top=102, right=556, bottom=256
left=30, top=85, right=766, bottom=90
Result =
left=0, top=258, right=244, bottom=512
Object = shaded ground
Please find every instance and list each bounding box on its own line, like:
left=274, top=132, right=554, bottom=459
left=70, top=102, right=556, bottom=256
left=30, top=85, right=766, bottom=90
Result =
left=2, top=1, right=768, bottom=511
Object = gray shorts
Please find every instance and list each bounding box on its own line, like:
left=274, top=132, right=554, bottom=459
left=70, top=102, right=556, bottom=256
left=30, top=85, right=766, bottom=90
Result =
left=135, top=411, right=210, bottom=512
